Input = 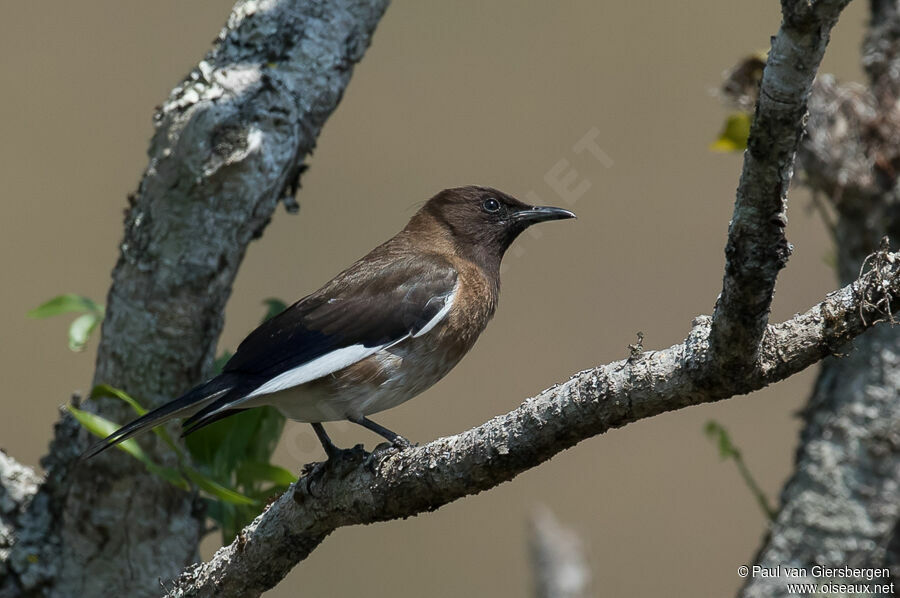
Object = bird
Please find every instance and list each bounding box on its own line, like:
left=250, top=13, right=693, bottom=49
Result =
left=83, top=186, right=575, bottom=460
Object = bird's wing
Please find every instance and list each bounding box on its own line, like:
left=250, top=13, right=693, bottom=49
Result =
left=180, top=254, right=459, bottom=430
left=228, top=254, right=459, bottom=386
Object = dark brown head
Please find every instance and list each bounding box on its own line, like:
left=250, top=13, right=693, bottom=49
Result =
left=413, top=185, right=575, bottom=271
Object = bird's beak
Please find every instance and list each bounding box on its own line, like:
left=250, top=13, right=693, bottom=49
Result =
left=512, top=205, right=577, bottom=224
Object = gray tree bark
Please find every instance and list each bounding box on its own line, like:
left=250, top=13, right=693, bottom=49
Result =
left=0, top=1, right=388, bottom=596
left=710, top=0, right=850, bottom=375
left=743, top=1, right=900, bottom=596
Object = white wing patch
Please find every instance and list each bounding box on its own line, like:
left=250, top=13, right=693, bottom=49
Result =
left=245, top=343, right=386, bottom=398
left=245, top=282, right=458, bottom=400
left=413, top=285, right=457, bottom=338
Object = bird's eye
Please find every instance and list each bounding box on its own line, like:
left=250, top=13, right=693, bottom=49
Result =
left=482, top=197, right=501, bottom=214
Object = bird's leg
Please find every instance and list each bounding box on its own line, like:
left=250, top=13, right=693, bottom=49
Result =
left=300, top=417, right=409, bottom=491
left=311, top=422, right=344, bottom=460
left=301, top=423, right=347, bottom=482
left=347, top=414, right=412, bottom=449
left=300, top=423, right=367, bottom=495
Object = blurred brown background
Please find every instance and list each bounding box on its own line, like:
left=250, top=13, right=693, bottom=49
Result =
left=0, top=1, right=869, bottom=596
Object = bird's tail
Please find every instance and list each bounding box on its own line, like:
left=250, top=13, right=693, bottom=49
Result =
left=80, top=374, right=238, bottom=460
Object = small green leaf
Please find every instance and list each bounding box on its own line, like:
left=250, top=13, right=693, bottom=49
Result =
left=182, top=467, right=258, bottom=506
left=68, top=312, right=100, bottom=352
left=90, top=384, right=147, bottom=415
left=68, top=405, right=121, bottom=442
left=710, top=112, right=752, bottom=152
left=704, top=419, right=737, bottom=458
left=30, top=294, right=104, bottom=352
left=67, top=406, right=187, bottom=489
left=262, top=298, right=287, bottom=322
left=703, top=419, right=775, bottom=520
left=719, top=433, right=736, bottom=458
left=28, top=294, right=103, bottom=318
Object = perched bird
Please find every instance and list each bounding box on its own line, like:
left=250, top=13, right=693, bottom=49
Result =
left=84, top=186, right=575, bottom=460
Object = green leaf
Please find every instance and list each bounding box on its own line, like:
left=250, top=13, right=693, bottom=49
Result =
left=262, top=298, right=287, bottom=322
left=704, top=420, right=736, bottom=458
left=182, top=467, right=257, bottom=506
left=68, top=312, right=101, bottom=352
left=185, top=407, right=285, bottom=480
left=710, top=112, right=752, bottom=153
left=236, top=460, right=296, bottom=488
left=212, top=409, right=269, bottom=478
left=67, top=406, right=187, bottom=489
left=28, top=294, right=103, bottom=318
left=246, top=406, right=286, bottom=462
left=90, top=384, right=147, bottom=415
left=704, top=419, right=776, bottom=520
left=30, top=294, right=104, bottom=352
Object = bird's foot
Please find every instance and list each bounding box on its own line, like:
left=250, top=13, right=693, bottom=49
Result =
left=390, top=434, right=413, bottom=450
left=297, top=444, right=368, bottom=498
left=363, top=437, right=416, bottom=471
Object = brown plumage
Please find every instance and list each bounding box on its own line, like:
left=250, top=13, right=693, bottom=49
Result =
left=84, top=186, right=575, bottom=460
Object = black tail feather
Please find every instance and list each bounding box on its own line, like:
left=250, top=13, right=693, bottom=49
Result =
left=181, top=408, right=249, bottom=437
left=180, top=385, right=251, bottom=432
left=80, top=375, right=237, bottom=460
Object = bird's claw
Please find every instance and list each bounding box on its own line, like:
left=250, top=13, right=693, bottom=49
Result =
left=298, top=445, right=367, bottom=497
left=299, top=460, right=328, bottom=497
left=297, top=437, right=415, bottom=495
left=391, top=435, right=413, bottom=450
left=364, top=437, right=415, bottom=471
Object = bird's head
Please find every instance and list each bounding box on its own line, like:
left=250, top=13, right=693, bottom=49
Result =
left=416, top=186, right=575, bottom=269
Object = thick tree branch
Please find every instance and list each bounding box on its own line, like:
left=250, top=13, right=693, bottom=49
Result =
left=743, top=2, right=900, bottom=595
left=710, top=0, right=851, bottom=372
left=2, top=1, right=389, bottom=596
left=165, top=244, right=900, bottom=598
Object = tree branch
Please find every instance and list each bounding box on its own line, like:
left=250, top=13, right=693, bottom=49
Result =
left=164, top=243, right=900, bottom=597
left=742, top=2, right=900, bottom=594
left=710, top=0, right=851, bottom=372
